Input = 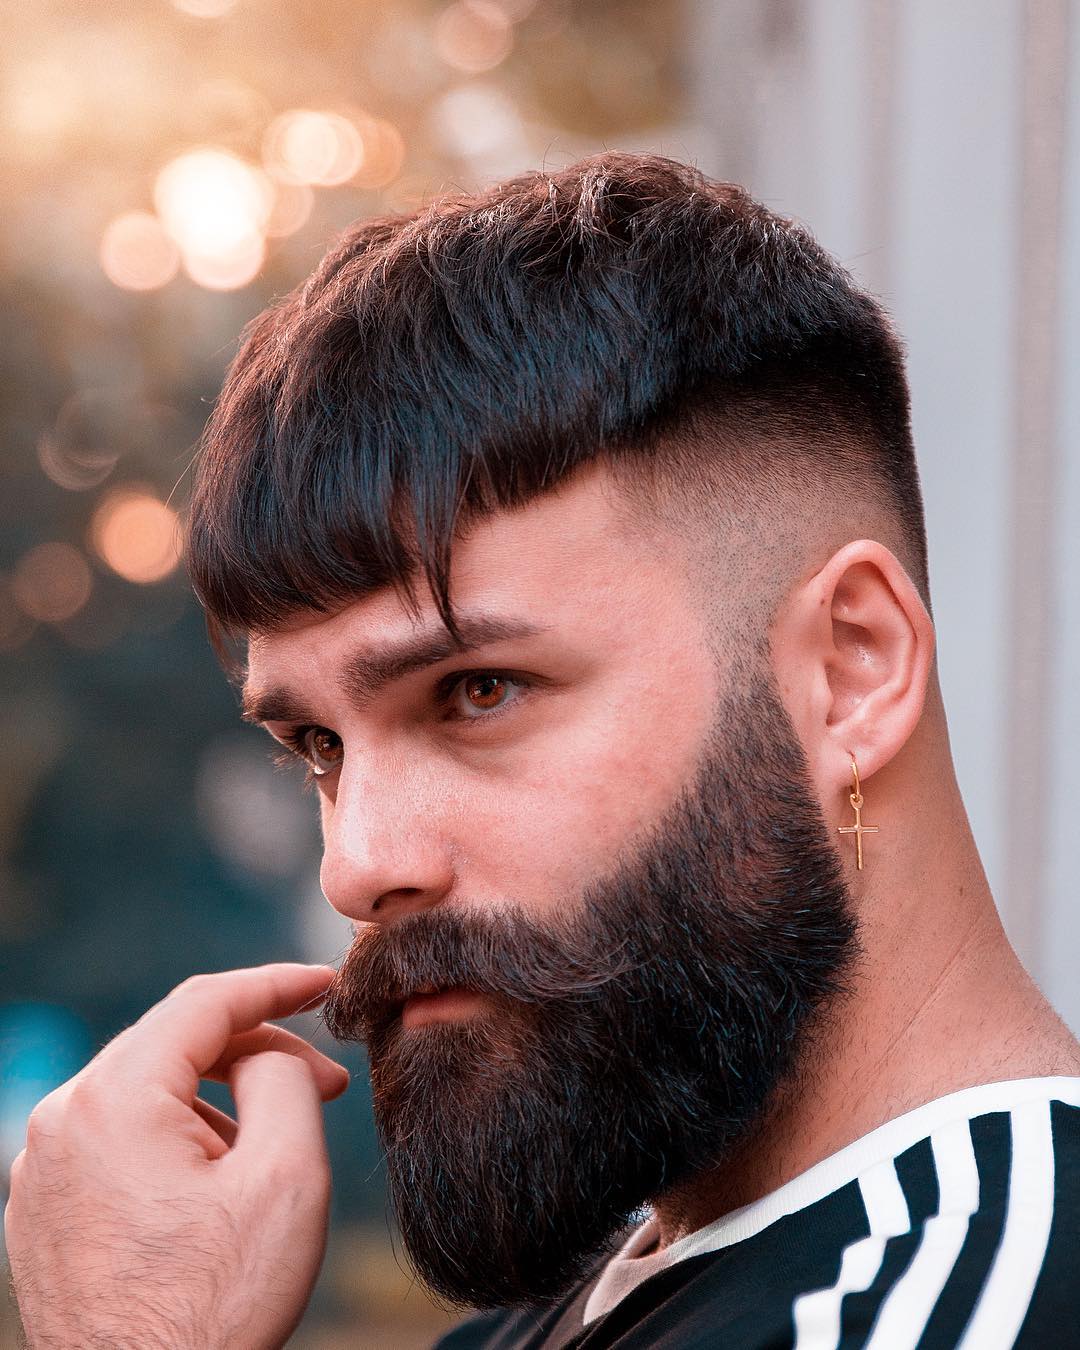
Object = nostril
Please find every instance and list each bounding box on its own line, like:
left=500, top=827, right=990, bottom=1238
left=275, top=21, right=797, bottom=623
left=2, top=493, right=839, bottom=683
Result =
left=370, top=886, right=431, bottom=919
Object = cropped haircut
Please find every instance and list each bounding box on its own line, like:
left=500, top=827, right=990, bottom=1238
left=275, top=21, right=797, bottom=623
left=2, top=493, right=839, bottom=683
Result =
left=186, top=151, right=927, bottom=653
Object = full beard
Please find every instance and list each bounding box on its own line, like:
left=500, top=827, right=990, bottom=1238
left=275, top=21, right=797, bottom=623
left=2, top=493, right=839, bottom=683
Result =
left=323, top=665, right=862, bottom=1309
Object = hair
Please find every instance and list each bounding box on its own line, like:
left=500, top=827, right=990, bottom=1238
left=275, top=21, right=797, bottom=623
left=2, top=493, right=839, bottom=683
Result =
left=186, top=150, right=927, bottom=653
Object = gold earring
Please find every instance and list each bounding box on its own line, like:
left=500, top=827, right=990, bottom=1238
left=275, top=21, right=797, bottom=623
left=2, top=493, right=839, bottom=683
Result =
left=837, top=755, right=878, bottom=870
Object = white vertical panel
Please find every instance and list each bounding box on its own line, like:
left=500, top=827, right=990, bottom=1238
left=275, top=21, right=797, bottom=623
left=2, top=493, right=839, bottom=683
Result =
left=1003, top=0, right=1071, bottom=976
left=1043, top=6, right=1080, bottom=1033
left=886, top=0, right=1022, bottom=922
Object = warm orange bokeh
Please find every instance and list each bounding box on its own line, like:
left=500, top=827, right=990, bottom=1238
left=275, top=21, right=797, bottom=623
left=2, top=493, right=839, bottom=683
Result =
left=90, top=489, right=184, bottom=585
left=11, top=543, right=93, bottom=624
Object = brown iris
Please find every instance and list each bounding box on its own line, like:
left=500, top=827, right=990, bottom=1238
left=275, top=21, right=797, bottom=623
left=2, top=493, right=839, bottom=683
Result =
left=463, top=674, right=506, bottom=710
left=308, top=728, right=343, bottom=773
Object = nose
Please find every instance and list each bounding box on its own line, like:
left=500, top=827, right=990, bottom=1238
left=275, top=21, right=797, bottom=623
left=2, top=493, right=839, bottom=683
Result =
left=319, top=758, right=456, bottom=924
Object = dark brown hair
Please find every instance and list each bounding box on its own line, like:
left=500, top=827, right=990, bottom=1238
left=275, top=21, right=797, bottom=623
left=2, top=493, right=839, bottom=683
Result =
left=186, top=150, right=925, bottom=647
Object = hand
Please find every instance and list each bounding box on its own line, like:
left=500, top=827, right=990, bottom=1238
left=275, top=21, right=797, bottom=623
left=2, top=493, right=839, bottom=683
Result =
left=5, top=963, right=351, bottom=1350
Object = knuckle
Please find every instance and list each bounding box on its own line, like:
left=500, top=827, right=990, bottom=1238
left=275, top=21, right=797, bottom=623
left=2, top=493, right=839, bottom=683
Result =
left=66, top=1070, right=107, bottom=1116
left=25, top=1097, right=59, bottom=1146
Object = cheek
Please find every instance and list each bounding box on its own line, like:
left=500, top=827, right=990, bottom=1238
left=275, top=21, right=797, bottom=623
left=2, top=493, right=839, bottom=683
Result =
left=453, top=672, right=715, bottom=910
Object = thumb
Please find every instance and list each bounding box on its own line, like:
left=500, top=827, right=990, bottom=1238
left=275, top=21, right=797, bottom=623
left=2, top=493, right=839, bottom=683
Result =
left=229, top=1051, right=330, bottom=1172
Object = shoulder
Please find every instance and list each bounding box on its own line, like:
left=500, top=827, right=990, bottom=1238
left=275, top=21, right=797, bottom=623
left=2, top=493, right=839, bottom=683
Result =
left=817, top=1096, right=1080, bottom=1348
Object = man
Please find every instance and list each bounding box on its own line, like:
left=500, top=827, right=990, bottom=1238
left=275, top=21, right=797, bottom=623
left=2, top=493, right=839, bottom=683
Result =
left=7, top=151, right=1080, bottom=1348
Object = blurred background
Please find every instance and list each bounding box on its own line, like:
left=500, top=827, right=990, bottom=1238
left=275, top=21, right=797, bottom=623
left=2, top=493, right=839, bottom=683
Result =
left=1, top=0, right=1077, bottom=1345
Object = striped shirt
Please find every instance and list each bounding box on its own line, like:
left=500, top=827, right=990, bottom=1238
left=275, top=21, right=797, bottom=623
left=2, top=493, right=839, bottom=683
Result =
left=436, top=1075, right=1080, bottom=1349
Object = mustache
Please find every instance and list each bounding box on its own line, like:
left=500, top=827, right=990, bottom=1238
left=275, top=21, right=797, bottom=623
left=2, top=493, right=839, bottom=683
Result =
left=322, top=903, right=636, bottom=1045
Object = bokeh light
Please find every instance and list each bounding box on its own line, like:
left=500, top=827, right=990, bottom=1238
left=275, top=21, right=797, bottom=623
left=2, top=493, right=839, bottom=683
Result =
left=183, top=232, right=267, bottom=290
left=196, top=734, right=319, bottom=880
left=38, top=400, right=120, bottom=491
left=3, top=56, right=83, bottom=156
left=37, top=392, right=184, bottom=493
left=90, top=488, right=183, bottom=584
left=99, top=211, right=180, bottom=292
left=38, top=432, right=116, bottom=492
left=11, top=543, right=93, bottom=624
left=432, top=82, right=526, bottom=163
left=434, top=0, right=514, bottom=74
left=263, top=109, right=365, bottom=187
left=265, top=181, right=315, bottom=238
left=352, top=115, right=407, bottom=189
left=154, top=149, right=272, bottom=290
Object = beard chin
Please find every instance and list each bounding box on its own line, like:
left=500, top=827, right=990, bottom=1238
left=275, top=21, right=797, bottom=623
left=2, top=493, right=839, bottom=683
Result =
left=323, top=665, right=862, bottom=1310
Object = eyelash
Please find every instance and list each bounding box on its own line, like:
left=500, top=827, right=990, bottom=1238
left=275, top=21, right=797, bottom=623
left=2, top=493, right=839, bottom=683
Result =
left=271, top=669, right=531, bottom=786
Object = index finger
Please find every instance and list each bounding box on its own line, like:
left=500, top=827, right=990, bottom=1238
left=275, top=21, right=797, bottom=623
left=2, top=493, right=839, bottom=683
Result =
left=110, top=963, right=337, bottom=1100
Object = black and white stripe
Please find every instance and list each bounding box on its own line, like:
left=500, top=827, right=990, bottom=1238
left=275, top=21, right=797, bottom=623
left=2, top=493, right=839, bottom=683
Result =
left=792, top=1092, right=1067, bottom=1348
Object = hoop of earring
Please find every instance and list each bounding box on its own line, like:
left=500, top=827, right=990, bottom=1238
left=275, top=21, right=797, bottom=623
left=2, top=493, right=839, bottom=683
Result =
left=837, top=755, right=878, bottom=870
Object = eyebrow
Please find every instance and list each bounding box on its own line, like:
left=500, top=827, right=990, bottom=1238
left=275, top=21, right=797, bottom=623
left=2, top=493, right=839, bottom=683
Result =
left=241, top=613, right=549, bottom=725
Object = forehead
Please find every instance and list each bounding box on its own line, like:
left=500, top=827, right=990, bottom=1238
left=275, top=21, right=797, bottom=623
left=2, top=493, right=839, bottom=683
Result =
left=244, top=461, right=692, bottom=682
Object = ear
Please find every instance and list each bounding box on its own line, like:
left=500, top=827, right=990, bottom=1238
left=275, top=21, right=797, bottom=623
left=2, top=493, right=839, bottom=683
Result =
left=772, top=540, right=936, bottom=787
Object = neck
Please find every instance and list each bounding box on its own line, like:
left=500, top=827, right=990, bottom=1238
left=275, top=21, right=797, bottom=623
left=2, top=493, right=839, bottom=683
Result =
left=651, top=760, right=1080, bottom=1250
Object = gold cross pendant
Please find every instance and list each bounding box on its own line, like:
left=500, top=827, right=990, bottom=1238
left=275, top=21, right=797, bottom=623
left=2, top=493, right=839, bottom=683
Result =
left=838, top=786, right=878, bottom=870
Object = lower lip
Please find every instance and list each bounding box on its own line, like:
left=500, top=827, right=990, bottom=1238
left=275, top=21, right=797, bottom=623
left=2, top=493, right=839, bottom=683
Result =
left=401, top=987, right=487, bottom=1029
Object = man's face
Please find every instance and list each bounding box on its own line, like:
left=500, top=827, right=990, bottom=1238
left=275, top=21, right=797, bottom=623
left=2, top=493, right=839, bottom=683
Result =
left=244, top=463, right=859, bottom=1308
left=244, top=463, right=730, bottom=931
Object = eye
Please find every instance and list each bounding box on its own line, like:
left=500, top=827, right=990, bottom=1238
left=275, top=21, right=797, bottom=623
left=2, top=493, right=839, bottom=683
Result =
left=289, top=726, right=343, bottom=776
left=443, top=671, right=525, bottom=720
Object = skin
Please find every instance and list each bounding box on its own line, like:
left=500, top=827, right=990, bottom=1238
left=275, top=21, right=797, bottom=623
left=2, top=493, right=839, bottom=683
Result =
left=7, top=459, right=1080, bottom=1343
